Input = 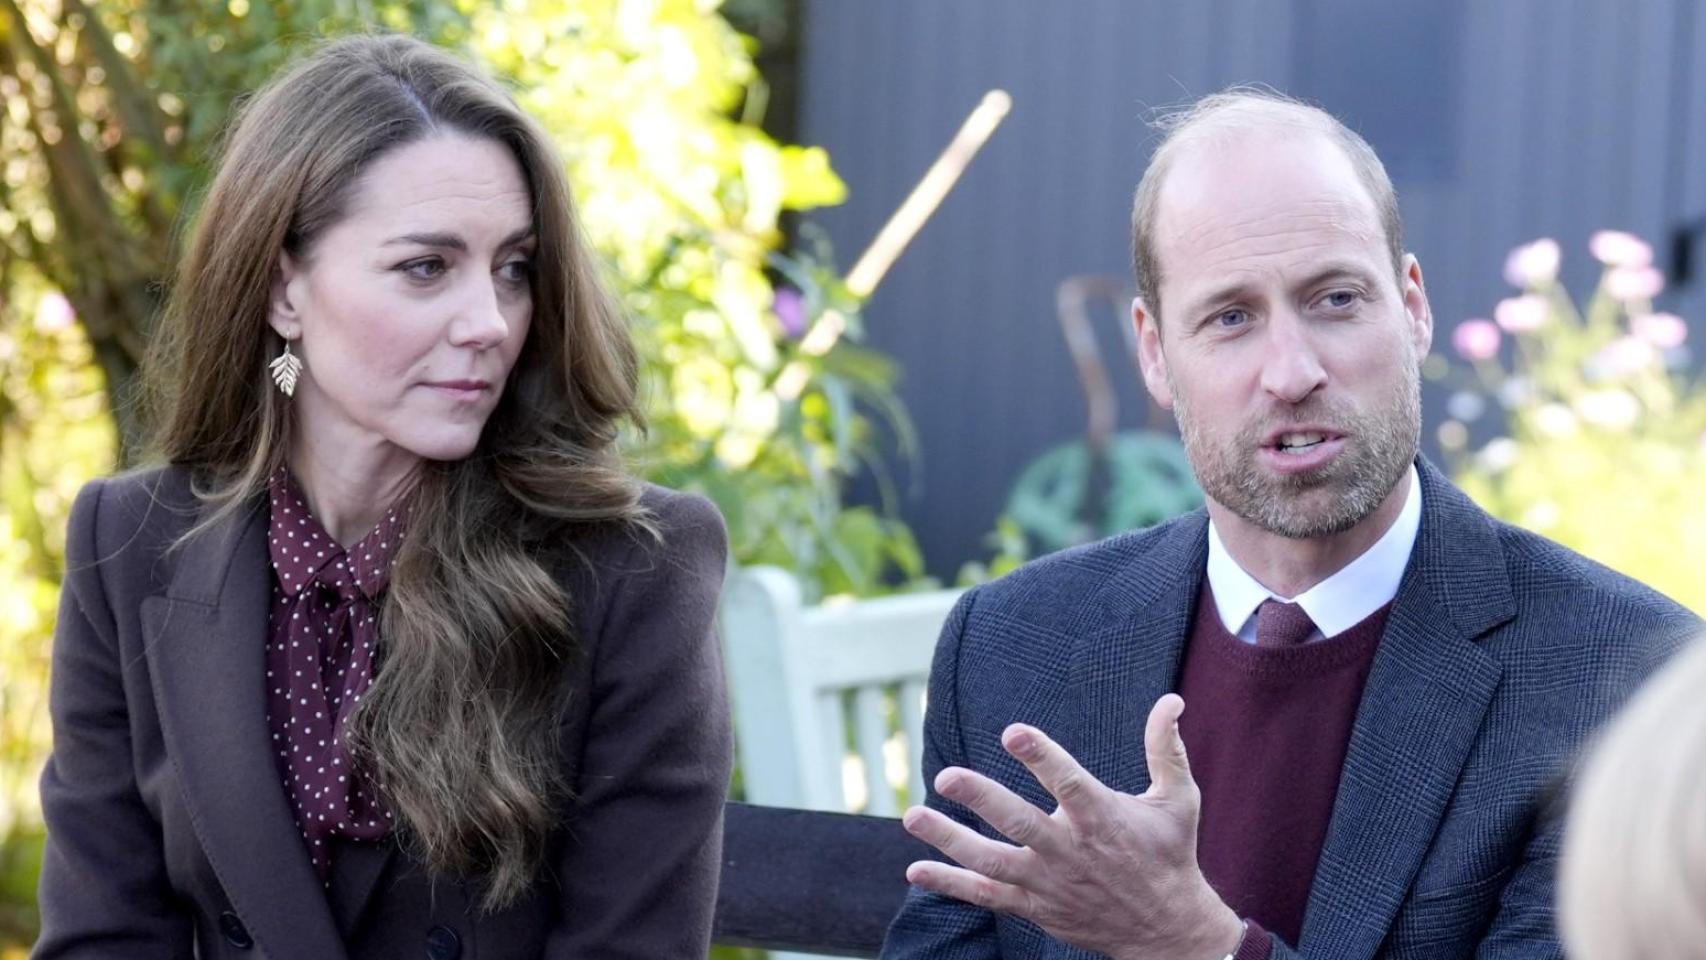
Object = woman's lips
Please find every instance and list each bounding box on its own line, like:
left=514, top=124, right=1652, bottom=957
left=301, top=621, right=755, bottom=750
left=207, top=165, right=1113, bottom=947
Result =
left=424, top=379, right=491, bottom=400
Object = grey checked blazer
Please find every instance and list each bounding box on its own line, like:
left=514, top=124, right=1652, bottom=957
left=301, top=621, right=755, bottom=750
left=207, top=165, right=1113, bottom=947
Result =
left=881, top=458, right=1698, bottom=959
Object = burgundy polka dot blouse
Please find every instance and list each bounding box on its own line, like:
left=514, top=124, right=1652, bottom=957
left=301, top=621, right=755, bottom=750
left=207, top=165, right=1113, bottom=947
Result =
left=265, top=467, right=407, bottom=880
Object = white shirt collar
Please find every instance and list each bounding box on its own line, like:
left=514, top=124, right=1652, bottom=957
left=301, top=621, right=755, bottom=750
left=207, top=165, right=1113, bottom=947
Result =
left=1206, top=463, right=1422, bottom=642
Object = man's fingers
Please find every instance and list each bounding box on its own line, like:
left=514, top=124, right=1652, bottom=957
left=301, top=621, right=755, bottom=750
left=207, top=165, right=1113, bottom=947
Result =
left=905, top=859, right=1032, bottom=916
left=1001, top=723, right=1106, bottom=815
left=933, top=766, right=1064, bottom=854
left=1143, top=693, right=1196, bottom=800
left=901, top=804, right=1031, bottom=883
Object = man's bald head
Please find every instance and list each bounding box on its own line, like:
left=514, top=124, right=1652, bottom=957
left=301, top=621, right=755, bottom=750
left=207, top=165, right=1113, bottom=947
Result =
left=1130, top=88, right=1404, bottom=323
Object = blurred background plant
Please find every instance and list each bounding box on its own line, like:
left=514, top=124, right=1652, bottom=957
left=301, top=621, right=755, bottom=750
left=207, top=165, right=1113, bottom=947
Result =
left=1440, top=231, right=1705, bottom=614
left=957, top=274, right=1202, bottom=586
left=0, top=0, right=925, bottom=949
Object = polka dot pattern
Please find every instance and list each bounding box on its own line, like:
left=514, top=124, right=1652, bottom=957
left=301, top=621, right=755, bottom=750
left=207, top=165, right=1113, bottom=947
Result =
left=264, top=467, right=408, bottom=881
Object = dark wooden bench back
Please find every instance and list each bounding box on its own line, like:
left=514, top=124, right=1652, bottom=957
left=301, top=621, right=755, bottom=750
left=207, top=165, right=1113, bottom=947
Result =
left=713, top=803, right=933, bottom=957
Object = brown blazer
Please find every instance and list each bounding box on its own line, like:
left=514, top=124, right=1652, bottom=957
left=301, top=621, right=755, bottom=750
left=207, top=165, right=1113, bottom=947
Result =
left=34, top=465, right=733, bottom=960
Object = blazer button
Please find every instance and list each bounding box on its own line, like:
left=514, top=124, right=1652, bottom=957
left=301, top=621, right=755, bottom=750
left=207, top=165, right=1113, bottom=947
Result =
left=218, top=911, right=253, bottom=949
left=425, top=924, right=461, bottom=960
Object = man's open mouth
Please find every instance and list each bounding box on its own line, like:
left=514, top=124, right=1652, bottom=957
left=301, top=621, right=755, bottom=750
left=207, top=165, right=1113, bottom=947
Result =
left=1274, top=432, right=1332, bottom=454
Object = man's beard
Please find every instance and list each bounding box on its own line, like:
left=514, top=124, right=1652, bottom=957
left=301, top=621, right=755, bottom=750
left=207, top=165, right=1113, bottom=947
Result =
left=1172, top=362, right=1421, bottom=540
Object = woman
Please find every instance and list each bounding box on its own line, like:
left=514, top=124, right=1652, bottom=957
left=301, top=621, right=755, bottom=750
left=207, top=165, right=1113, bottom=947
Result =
left=1559, top=637, right=1706, bottom=959
left=34, top=33, right=732, bottom=959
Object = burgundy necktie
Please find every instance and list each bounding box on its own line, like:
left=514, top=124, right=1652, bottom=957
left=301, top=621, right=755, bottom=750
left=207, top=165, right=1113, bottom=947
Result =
left=1255, top=599, right=1317, bottom=647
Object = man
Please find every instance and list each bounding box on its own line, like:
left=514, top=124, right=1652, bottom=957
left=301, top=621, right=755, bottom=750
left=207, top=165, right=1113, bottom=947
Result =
left=880, top=89, right=1699, bottom=959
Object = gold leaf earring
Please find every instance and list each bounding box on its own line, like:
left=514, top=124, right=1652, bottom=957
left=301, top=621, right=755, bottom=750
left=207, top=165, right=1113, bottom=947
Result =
left=270, top=339, right=303, bottom=397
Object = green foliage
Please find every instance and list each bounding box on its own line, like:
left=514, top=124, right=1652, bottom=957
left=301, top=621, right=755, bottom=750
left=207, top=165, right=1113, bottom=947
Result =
left=954, top=514, right=1029, bottom=587
left=0, top=0, right=926, bottom=948
left=0, top=287, right=115, bottom=945
left=956, top=430, right=1202, bottom=587
left=471, top=7, right=921, bottom=597
left=1441, top=234, right=1706, bottom=613
left=1003, top=431, right=1202, bottom=555
left=0, top=0, right=466, bottom=454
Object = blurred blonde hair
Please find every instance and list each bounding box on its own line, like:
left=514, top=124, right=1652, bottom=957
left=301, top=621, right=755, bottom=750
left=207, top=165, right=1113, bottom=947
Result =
left=1560, top=637, right=1706, bottom=959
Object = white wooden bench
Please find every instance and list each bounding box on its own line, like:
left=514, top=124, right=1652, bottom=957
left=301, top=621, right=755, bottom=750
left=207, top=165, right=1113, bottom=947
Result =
left=718, top=566, right=964, bottom=959
left=718, top=565, right=964, bottom=816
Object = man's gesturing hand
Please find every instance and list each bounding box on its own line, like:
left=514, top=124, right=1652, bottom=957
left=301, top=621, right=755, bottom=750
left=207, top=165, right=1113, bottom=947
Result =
left=901, top=694, right=1244, bottom=960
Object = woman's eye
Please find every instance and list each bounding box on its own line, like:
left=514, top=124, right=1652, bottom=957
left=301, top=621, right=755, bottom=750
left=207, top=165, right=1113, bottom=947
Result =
left=498, top=259, right=533, bottom=284
left=400, top=257, right=446, bottom=281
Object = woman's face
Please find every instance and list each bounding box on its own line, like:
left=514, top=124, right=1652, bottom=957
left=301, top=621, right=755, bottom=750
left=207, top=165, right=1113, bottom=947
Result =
left=269, top=132, right=535, bottom=465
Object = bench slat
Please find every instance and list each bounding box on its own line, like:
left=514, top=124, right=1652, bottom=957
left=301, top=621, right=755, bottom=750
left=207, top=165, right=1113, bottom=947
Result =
left=853, top=687, right=894, bottom=816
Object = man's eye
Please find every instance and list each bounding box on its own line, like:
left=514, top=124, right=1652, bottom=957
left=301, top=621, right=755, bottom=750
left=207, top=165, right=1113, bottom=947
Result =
left=400, top=258, right=446, bottom=280
left=1214, top=309, right=1249, bottom=328
left=1323, top=290, right=1358, bottom=309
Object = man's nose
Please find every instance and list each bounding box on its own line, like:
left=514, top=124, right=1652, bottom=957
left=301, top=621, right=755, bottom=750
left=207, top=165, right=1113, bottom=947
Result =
left=1258, top=311, right=1327, bottom=404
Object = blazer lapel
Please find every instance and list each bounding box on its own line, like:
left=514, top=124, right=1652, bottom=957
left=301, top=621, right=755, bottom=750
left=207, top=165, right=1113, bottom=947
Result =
left=140, top=496, right=352, bottom=960
left=1074, top=513, right=1209, bottom=796
left=327, top=835, right=397, bottom=936
left=1298, top=460, right=1515, bottom=956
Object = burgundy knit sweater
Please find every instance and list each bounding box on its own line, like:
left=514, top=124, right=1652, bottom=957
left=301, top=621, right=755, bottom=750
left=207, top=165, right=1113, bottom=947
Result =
left=1176, top=584, right=1390, bottom=956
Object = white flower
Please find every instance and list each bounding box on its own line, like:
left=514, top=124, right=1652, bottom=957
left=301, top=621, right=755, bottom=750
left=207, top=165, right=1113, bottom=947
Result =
left=1504, top=239, right=1561, bottom=288
left=1631, top=312, right=1688, bottom=348
left=1598, top=336, right=1659, bottom=376
left=1605, top=265, right=1665, bottom=301
left=1476, top=438, right=1521, bottom=473
left=1573, top=388, right=1641, bottom=431
left=34, top=292, right=75, bottom=332
left=1532, top=403, right=1579, bottom=438
left=1494, top=295, right=1550, bottom=333
left=1522, top=501, right=1561, bottom=531
left=1590, top=230, right=1654, bottom=268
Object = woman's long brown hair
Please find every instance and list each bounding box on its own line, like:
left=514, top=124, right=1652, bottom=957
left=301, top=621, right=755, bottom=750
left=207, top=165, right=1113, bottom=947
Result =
left=144, top=33, right=647, bottom=910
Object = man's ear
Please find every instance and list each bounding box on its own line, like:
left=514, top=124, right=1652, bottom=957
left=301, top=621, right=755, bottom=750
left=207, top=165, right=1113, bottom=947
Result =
left=1133, top=296, right=1174, bottom=410
left=1400, top=253, right=1433, bottom=358
left=268, top=251, right=305, bottom=340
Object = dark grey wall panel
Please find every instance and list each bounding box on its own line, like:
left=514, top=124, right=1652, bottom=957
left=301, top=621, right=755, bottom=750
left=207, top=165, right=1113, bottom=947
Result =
left=798, top=0, right=1698, bottom=578
left=1673, top=0, right=1706, bottom=327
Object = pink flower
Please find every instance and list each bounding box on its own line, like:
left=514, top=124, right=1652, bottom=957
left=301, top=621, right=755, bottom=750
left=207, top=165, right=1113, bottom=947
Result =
left=1590, top=230, right=1654, bottom=268
left=34, top=292, right=75, bottom=332
left=1604, top=265, right=1665, bottom=301
left=1631, top=312, right=1688, bottom=349
left=772, top=287, right=807, bottom=338
left=1453, top=319, right=1501, bottom=362
left=1494, top=295, right=1549, bottom=333
left=1503, top=238, right=1560, bottom=288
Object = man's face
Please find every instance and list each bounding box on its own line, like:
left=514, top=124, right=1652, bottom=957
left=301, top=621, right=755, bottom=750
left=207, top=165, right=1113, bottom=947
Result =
left=1133, top=131, right=1433, bottom=540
